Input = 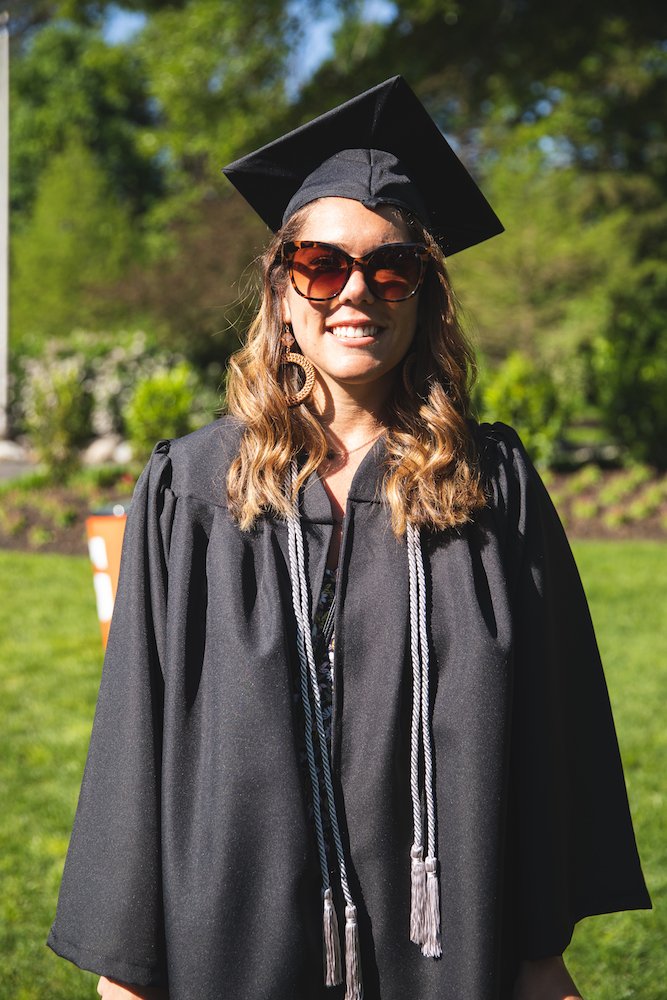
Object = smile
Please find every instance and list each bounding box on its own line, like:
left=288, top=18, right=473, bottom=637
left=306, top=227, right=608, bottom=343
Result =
left=328, top=325, right=380, bottom=340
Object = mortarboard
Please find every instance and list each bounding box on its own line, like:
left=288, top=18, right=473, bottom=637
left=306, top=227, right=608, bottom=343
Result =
left=222, top=75, right=503, bottom=256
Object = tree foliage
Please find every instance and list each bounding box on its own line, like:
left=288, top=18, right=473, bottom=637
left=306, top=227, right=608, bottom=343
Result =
left=110, top=194, right=269, bottom=367
left=7, top=0, right=187, bottom=46
left=9, top=21, right=162, bottom=220
left=135, top=0, right=296, bottom=194
left=10, top=135, right=136, bottom=349
left=7, top=0, right=667, bottom=462
left=591, top=259, right=667, bottom=468
left=300, top=0, right=666, bottom=176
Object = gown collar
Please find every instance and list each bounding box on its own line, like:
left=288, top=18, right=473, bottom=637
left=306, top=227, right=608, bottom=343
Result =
left=300, top=436, right=386, bottom=524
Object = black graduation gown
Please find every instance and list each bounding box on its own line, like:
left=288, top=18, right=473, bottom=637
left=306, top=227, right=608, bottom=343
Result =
left=48, top=418, right=650, bottom=1000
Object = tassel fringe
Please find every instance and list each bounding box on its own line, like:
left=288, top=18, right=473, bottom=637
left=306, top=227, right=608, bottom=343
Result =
left=421, top=857, right=442, bottom=958
left=410, top=844, right=426, bottom=945
left=344, top=904, right=363, bottom=1000
left=322, top=887, right=343, bottom=986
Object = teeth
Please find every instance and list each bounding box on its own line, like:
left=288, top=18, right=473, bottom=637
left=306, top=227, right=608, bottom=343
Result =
left=329, top=325, right=379, bottom=339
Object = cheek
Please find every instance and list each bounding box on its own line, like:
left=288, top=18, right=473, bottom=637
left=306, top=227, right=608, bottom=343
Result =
left=282, top=286, right=314, bottom=328
left=398, top=300, right=419, bottom=340
left=283, top=290, right=327, bottom=336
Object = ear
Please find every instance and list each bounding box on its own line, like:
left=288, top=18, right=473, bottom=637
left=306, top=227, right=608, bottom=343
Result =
left=281, top=295, right=292, bottom=326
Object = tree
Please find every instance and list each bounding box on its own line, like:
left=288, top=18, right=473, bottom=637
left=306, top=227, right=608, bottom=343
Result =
left=10, top=134, right=136, bottom=349
left=447, top=145, right=637, bottom=359
left=6, top=0, right=188, bottom=47
left=297, top=0, right=666, bottom=187
left=133, top=0, right=296, bottom=203
left=289, top=1, right=667, bottom=441
left=111, top=192, right=269, bottom=368
left=7, top=0, right=316, bottom=366
left=9, top=21, right=162, bottom=222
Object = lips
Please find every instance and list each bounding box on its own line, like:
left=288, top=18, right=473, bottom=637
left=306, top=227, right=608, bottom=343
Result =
left=328, top=325, right=380, bottom=340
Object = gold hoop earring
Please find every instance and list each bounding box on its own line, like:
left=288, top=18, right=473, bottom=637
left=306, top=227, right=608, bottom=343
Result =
left=280, top=326, right=316, bottom=407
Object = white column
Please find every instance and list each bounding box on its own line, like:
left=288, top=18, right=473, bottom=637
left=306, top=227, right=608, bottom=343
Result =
left=0, top=12, right=9, bottom=439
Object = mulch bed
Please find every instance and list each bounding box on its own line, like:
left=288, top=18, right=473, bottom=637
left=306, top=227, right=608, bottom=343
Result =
left=0, top=472, right=136, bottom=556
left=547, top=470, right=667, bottom=542
left=1, top=466, right=666, bottom=556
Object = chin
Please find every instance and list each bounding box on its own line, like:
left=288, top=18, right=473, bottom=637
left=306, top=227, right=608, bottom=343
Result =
left=335, top=366, right=395, bottom=386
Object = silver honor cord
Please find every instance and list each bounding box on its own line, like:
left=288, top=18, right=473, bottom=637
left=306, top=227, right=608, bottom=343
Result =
left=407, top=522, right=442, bottom=958
left=286, top=461, right=362, bottom=999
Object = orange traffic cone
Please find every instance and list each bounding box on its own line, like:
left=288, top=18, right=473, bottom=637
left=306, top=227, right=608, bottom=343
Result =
left=85, top=505, right=128, bottom=649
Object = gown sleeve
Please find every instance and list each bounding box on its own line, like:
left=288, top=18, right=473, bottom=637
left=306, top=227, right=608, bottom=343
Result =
left=47, top=441, right=175, bottom=987
left=483, top=422, right=651, bottom=960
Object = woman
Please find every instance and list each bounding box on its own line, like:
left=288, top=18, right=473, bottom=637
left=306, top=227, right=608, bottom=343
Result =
left=49, top=77, right=650, bottom=1000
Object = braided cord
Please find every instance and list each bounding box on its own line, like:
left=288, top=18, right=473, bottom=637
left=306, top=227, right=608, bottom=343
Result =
left=288, top=462, right=355, bottom=908
left=406, top=525, right=423, bottom=850
left=285, top=469, right=330, bottom=889
left=408, top=522, right=442, bottom=959
left=413, top=527, right=437, bottom=860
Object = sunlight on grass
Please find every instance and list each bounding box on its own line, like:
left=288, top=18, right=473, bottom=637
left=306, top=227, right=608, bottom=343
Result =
left=566, top=542, right=666, bottom=999
left=0, top=552, right=101, bottom=999
left=1, top=545, right=664, bottom=998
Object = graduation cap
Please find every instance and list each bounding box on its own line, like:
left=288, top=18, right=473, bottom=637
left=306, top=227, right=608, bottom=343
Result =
left=222, top=75, right=503, bottom=256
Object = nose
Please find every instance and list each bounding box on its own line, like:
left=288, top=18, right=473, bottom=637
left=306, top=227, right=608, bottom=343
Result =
left=339, top=263, right=375, bottom=304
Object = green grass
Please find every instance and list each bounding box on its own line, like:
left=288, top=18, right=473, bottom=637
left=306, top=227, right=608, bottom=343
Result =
left=1, top=545, right=665, bottom=999
left=0, top=552, right=101, bottom=999
left=565, top=542, right=666, bottom=999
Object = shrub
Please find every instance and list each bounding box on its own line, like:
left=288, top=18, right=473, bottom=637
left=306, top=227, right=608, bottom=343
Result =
left=572, top=497, right=600, bottom=521
left=603, top=507, right=630, bottom=530
left=14, top=331, right=224, bottom=478
left=87, top=331, right=176, bottom=436
left=561, top=463, right=603, bottom=499
left=598, top=465, right=653, bottom=507
left=591, top=260, right=667, bottom=468
left=21, top=354, right=93, bottom=481
left=124, top=362, right=219, bottom=463
left=12, top=329, right=192, bottom=443
left=477, top=351, right=569, bottom=467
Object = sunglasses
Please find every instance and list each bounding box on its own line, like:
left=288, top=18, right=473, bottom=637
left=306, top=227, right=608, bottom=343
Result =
left=281, top=241, right=431, bottom=302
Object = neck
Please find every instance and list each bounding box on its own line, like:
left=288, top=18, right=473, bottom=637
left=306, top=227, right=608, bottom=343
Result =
left=310, top=373, right=393, bottom=448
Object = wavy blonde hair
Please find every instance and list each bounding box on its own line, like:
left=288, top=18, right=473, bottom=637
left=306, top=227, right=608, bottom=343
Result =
left=226, top=203, right=486, bottom=535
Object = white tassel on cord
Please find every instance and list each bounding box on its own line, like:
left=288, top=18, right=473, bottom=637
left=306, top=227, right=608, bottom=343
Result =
left=323, top=887, right=343, bottom=986
left=410, top=843, right=426, bottom=945
left=344, top=904, right=363, bottom=1000
left=422, top=857, right=442, bottom=958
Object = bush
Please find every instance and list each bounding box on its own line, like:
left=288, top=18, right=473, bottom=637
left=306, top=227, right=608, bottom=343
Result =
left=124, top=362, right=219, bottom=463
left=87, top=331, right=176, bottom=436
left=591, top=260, right=667, bottom=468
left=12, top=330, right=178, bottom=439
left=476, top=350, right=569, bottom=467
left=21, top=354, right=93, bottom=481
left=13, top=332, right=221, bottom=476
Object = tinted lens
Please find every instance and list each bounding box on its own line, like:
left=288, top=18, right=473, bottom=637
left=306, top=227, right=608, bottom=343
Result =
left=290, top=245, right=349, bottom=300
left=367, top=246, right=424, bottom=301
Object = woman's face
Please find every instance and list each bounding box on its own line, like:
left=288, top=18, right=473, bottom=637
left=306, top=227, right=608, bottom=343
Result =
left=281, top=197, right=420, bottom=395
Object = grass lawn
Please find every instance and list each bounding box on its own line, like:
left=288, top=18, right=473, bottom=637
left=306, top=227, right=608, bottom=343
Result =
left=1, top=544, right=665, bottom=999
left=565, top=542, right=666, bottom=998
